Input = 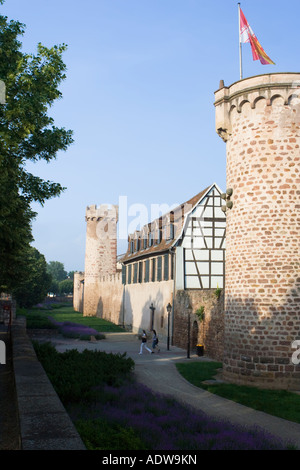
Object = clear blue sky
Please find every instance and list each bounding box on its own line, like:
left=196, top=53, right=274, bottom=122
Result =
left=1, top=0, right=299, bottom=272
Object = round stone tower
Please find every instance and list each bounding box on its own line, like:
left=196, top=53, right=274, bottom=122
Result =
left=214, top=73, right=300, bottom=389
left=83, top=204, right=118, bottom=316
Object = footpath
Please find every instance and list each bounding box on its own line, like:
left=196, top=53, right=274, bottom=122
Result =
left=1, top=322, right=300, bottom=450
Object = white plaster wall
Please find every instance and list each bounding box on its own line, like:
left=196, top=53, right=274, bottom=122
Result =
left=124, top=280, right=174, bottom=340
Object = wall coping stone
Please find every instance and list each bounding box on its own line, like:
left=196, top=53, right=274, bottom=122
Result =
left=11, top=317, right=86, bottom=450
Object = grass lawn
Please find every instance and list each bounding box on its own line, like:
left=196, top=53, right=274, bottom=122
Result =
left=17, top=304, right=125, bottom=333
left=176, top=361, right=300, bottom=425
left=48, top=306, right=125, bottom=332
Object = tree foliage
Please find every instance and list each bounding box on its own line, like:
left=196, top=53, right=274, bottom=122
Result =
left=58, top=278, right=74, bottom=295
left=0, top=8, right=73, bottom=293
left=13, top=246, right=52, bottom=307
left=46, top=261, right=74, bottom=295
left=47, top=261, right=67, bottom=282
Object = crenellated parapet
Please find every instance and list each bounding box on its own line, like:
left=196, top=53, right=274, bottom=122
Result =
left=214, top=73, right=300, bottom=142
left=85, top=204, right=118, bottom=222
left=99, top=272, right=122, bottom=284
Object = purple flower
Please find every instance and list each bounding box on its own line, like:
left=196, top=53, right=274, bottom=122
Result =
left=75, top=381, right=288, bottom=450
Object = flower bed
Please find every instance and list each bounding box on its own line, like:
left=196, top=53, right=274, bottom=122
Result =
left=72, top=382, right=291, bottom=450
left=48, top=317, right=105, bottom=341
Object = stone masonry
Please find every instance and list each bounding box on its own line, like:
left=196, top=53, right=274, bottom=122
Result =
left=83, top=204, right=118, bottom=316
left=174, top=289, right=224, bottom=362
left=215, top=73, right=300, bottom=389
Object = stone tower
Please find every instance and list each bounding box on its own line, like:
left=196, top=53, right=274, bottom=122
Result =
left=83, top=204, right=118, bottom=316
left=214, top=73, right=300, bottom=389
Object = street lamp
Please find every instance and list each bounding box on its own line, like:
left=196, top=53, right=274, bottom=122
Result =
left=149, top=303, right=155, bottom=331
left=166, top=303, right=172, bottom=350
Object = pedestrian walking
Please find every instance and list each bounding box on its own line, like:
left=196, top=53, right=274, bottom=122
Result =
left=151, top=329, right=160, bottom=353
left=139, top=330, right=153, bottom=354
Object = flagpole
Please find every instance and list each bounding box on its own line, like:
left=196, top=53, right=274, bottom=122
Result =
left=238, top=2, right=243, bottom=80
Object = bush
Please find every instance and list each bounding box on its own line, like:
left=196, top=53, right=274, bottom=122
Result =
left=33, top=342, right=135, bottom=404
left=75, top=419, right=147, bottom=450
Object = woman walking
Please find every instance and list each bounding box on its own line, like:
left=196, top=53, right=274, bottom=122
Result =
left=151, top=330, right=160, bottom=353
left=139, top=330, right=153, bottom=354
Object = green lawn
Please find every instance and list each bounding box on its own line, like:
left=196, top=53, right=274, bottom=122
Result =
left=17, top=304, right=125, bottom=333
left=176, top=362, right=300, bottom=424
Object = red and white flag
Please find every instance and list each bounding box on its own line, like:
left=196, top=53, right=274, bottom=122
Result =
left=239, top=7, right=275, bottom=65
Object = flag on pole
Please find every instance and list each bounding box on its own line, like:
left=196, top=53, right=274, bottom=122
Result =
left=239, top=7, right=275, bottom=65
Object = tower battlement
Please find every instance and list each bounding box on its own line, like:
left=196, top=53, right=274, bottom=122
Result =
left=85, top=204, right=118, bottom=222
left=215, top=72, right=300, bottom=142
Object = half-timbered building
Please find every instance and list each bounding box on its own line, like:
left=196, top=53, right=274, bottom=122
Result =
left=119, top=183, right=226, bottom=352
left=121, top=182, right=226, bottom=292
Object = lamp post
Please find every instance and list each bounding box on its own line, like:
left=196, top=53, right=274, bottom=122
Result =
left=166, top=303, right=172, bottom=350
left=149, top=303, right=155, bottom=331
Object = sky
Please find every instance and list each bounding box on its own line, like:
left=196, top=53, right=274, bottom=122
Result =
left=1, top=0, right=299, bottom=273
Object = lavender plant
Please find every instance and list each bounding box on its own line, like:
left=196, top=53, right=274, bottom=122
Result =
left=48, top=317, right=105, bottom=340
left=73, top=382, right=292, bottom=450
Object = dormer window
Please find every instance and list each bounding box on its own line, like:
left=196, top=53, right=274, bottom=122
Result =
left=157, top=227, right=162, bottom=244
left=143, top=235, right=147, bottom=249
left=149, top=232, right=153, bottom=247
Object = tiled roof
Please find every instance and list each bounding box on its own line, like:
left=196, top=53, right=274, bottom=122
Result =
left=120, top=185, right=212, bottom=263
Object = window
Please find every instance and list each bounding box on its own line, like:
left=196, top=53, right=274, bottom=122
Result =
left=149, top=232, right=153, bottom=247
left=151, top=258, right=156, bottom=282
left=157, top=256, right=162, bottom=281
left=145, top=259, right=150, bottom=282
left=170, top=223, right=174, bottom=240
left=136, top=238, right=140, bottom=251
left=143, top=235, right=147, bottom=249
left=138, top=262, right=143, bottom=283
left=133, top=263, right=138, bottom=283
left=165, top=221, right=174, bottom=240
left=164, top=254, right=169, bottom=280
left=122, top=265, right=126, bottom=285
left=128, top=265, right=132, bottom=284
left=158, top=228, right=162, bottom=244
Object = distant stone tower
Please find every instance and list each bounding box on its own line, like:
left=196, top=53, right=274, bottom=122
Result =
left=83, top=204, right=118, bottom=316
left=73, top=271, right=84, bottom=313
left=214, top=73, right=300, bottom=389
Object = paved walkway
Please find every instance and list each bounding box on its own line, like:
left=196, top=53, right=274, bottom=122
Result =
left=43, top=331, right=300, bottom=449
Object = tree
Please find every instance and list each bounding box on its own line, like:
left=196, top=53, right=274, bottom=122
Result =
left=48, top=278, right=60, bottom=296
left=58, top=278, right=74, bottom=295
left=0, top=5, right=73, bottom=292
left=47, top=261, right=67, bottom=282
left=67, top=271, right=75, bottom=281
left=13, top=246, right=52, bottom=308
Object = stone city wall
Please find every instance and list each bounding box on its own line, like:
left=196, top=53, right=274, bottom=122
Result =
left=173, top=289, right=224, bottom=361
